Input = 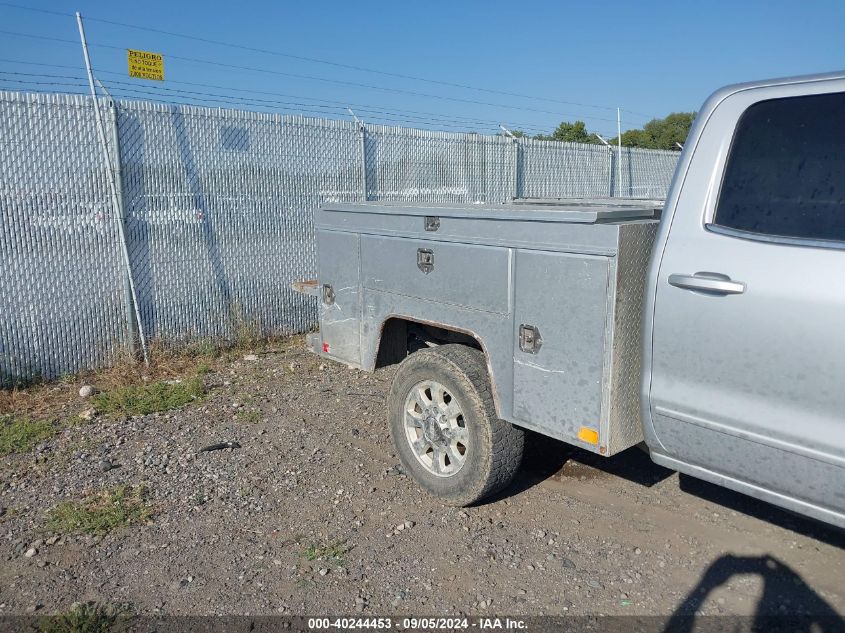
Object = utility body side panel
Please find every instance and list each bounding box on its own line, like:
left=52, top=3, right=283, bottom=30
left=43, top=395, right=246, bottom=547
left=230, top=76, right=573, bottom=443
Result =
left=316, top=230, right=361, bottom=366
left=512, top=251, right=608, bottom=442
left=313, top=200, right=659, bottom=457
left=361, top=236, right=511, bottom=315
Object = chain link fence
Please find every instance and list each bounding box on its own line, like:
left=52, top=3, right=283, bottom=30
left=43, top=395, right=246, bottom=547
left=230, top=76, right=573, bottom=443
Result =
left=518, top=137, right=612, bottom=198
left=0, top=90, right=680, bottom=383
left=118, top=103, right=362, bottom=347
left=0, top=92, right=129, bottom=383
left=365, top=125, right=516, bottom=203
left=617, top=146, right=679, bottom=199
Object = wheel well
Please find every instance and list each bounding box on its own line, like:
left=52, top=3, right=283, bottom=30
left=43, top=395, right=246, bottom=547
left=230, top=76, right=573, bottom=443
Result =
left=375, top=318, right=483, bottom=369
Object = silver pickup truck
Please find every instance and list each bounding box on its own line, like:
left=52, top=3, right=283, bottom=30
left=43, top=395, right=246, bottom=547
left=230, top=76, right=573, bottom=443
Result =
left=296, top=71, right=845, bottom=529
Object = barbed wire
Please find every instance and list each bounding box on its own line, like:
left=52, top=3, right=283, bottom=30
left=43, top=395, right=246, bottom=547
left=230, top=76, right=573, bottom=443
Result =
left=0, top=0, right=658, bottom=121
left=0, top=59, right=562, bottom=131
left=0, top=71, right=566, bottom=134
left=0, top=27, right=633, bottom=127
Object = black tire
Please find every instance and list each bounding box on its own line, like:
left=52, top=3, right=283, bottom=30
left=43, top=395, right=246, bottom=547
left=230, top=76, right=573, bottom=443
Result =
left=388, top=344, right=524, bottom=506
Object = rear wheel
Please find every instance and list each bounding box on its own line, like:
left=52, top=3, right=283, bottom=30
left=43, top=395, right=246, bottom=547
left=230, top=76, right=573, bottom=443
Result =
left=388, top=344, right=524, bottom=506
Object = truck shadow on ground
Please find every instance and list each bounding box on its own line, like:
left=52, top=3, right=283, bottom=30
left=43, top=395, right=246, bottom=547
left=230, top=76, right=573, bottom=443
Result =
left=497, top=431, right=844, bottom=549
left=499, top=429, right=674, bottom=495
left=664, top=554, right=844, bottom=632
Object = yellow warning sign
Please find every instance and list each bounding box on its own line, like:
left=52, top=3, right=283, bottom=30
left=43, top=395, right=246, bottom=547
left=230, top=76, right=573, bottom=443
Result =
left=127, top=49, right=164, bottom=81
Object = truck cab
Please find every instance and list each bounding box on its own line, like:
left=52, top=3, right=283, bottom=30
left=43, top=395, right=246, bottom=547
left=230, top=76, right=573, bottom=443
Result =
left=642, top=72, right=845, bottom=528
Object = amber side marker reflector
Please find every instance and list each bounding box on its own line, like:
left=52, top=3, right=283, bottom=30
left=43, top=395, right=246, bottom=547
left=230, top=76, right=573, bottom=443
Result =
left=578, top=427, right=599, bottom=445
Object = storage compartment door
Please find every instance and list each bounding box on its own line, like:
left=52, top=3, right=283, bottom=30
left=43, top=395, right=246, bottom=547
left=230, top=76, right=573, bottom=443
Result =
left=360, top=235, right=511, bottom=315
left=513, top=250, right=609, bottom=447
left=317, top=230, right=361, bottom=365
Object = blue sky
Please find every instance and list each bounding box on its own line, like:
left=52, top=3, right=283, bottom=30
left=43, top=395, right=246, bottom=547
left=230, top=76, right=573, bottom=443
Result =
left=1, top=0, right=843, bottom=136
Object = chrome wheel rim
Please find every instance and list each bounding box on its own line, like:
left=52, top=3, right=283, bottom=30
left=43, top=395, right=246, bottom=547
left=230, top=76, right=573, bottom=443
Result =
left=403, top=380, right=468, bottom=477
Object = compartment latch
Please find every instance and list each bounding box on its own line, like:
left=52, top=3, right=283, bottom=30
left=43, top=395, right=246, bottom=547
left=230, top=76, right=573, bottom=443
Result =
left=424, top=216, right=440, bottom=232
left=322, top=284, right=335, bottom=305
left=519, top=324, right=542, bottom=354
left=417, top=248, right=434, bottom=274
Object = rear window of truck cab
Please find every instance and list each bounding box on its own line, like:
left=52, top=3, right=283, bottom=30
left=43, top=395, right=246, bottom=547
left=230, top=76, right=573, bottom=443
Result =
left=713, top=90, right=845, bottom=243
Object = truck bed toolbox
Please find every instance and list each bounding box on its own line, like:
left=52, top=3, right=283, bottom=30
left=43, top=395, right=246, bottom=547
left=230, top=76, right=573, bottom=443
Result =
left=310, top=200, right=660, bottom=456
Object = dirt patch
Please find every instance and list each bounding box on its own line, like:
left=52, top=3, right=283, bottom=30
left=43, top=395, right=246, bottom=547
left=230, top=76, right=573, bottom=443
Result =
left=0, top=336, right=842, bottom=619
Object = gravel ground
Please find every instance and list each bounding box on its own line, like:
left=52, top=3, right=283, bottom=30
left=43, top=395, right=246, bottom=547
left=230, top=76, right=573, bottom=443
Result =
left=0, top=337, right=843, bottom=620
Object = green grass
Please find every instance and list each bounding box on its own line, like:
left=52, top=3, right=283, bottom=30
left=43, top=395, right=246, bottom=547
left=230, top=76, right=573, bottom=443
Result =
left=92, top=377, right=205, bottom=417
left=46, top=486, right=151, bottom=535
left=303, top=540, right=350, bottom=565
left=0, top=415, right=57, bottom=456
left=236, top=410, right=261, bottom=424
left=39, top=602, right=130, bottom=633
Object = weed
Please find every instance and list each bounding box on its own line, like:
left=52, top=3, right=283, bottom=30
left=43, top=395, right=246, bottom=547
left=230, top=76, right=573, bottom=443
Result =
left=0, top=373, right=44, bottom=390
left=303, top=539, right=350, bottom=565
left=46, top=486, right=151, bottom=535
left=184, top=338, right=219, bottom=359
left=1, top=334, right=299, bottom=424
left=229, top=303, right=263, bottom=349
left=236, top=410, right=261, bottom=424
left=39, top=602, right=131, bottom=633
left=0, top=415, right=57, bottom=456
left=92, top=378, right=205, bottom=417
left=58, top=373, right=77, bottom=385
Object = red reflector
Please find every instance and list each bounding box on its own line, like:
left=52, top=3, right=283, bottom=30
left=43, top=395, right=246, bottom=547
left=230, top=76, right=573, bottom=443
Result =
left=322, top=342, right=330, bottom=353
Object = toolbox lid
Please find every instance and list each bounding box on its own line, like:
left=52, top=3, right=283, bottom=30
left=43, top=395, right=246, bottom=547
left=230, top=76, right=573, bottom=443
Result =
left=323, top=198, right=661, bottom=224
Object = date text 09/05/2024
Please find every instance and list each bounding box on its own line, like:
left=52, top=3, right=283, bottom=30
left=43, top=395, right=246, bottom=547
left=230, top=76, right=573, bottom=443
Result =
left=307, top=618, right=528, bottom=630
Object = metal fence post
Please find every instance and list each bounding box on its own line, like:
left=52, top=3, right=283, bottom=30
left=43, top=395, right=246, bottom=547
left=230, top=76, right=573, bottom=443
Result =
left=107, top=100, right=138, bottom=357
left=359, top=123, right=368, bottom=201
left=512, top=137, right=520, bottom=200
left=77, top=13, right=148, bottom=364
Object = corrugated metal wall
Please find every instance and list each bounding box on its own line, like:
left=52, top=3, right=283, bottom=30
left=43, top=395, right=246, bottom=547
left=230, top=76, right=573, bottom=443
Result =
left=0, top=90, right=680, bottom=383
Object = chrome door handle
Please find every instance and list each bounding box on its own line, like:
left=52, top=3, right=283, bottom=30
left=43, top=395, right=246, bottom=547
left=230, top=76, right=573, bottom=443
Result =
left=668, top=273, right=746, bottom=295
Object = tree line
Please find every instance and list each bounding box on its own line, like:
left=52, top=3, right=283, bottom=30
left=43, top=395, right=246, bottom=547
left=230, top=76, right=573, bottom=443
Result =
left=510, top=112, right=695, bottom=151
